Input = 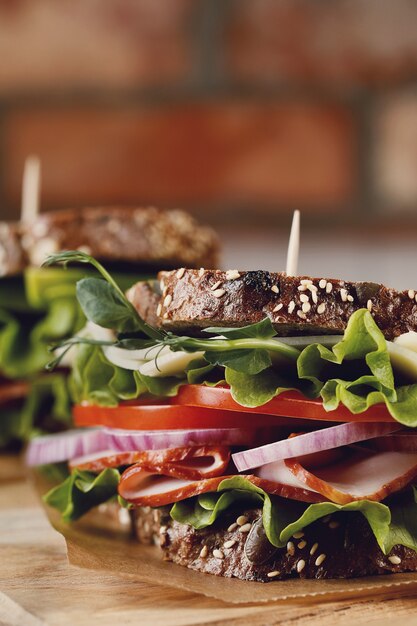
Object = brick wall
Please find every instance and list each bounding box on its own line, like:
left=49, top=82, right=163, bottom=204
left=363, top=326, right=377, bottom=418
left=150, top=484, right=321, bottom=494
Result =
left=1, top=0, right=417, bottom=228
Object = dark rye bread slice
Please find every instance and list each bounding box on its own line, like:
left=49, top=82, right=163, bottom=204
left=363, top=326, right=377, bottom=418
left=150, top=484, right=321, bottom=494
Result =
left=132, top=507, right=417, bottom=582
left=128, top=269, right=417, bottom=340
left=22, top=207, right=220, bottom=270
left=0, top=222, right=27, bottom=277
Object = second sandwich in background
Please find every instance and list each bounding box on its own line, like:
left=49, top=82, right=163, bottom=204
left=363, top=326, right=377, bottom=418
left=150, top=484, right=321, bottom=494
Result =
left=0, top=206, right=219, bottom=455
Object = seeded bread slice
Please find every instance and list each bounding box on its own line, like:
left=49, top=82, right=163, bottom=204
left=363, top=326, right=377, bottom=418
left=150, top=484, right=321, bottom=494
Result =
left=22, top=207, right=220, bottom=269
left=0, top=222, right=27, bottom=277
left=131, top=506, right=417, bottom=581
left=128, top=269, right=417, bottom=340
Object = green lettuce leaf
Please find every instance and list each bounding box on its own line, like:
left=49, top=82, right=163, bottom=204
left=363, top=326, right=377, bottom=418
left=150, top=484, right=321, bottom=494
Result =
left=43, top=468, right=120, bottom=522
left=171, top=477, right=417, bottom=555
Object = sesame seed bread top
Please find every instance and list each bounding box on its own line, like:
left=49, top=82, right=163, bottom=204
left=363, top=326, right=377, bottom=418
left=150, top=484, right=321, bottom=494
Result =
left=128, top=269, right=417, bottom=340
left=22, top=207, right=220, bottom=270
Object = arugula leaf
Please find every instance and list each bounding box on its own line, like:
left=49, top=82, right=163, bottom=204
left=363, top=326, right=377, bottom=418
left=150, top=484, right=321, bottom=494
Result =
left=43, top=468, right=120, bottom=522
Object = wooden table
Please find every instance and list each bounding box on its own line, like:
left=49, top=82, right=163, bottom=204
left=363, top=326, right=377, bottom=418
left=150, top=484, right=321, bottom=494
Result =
left=1, top=474, right=417, bottom=626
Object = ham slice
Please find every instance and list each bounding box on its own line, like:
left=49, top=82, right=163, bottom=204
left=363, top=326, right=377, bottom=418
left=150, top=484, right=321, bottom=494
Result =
left=118, top=459, right=325, bottom=507
left=285, top=447, right=417, bottom=504
left=71, top=445, right=230, bottom=480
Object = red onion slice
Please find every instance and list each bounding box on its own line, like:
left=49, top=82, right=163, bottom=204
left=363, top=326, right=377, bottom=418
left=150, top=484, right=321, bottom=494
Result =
left=232, top=422, right=400, bottom=472
left=27, top=426, right=271, bottom=467
left=26, top=429, right=107, bottom=467
left=104, top=427, right=259, bottom=452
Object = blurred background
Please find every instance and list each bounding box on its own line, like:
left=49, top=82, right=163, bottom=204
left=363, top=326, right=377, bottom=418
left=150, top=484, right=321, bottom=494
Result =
left=1, top=0, right=417, bottom=285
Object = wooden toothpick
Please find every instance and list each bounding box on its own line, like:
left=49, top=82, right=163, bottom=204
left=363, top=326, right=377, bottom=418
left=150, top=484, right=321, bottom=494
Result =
left=285, top=210, right=300, bottom=276
left=21, top=155, right=41, bottom=223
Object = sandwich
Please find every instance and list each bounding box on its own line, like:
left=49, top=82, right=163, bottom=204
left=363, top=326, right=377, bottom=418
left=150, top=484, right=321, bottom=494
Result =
left=0, top=220, right=71, bottom=452
left=28, top=253, right=417, bottom=581
left=0, top=207, right=219, bottom=452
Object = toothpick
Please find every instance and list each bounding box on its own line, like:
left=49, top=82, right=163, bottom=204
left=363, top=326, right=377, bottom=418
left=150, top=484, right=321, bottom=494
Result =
left=21, top=155, right=41, bottom=223
left=285, top=210, right=300, bottom=276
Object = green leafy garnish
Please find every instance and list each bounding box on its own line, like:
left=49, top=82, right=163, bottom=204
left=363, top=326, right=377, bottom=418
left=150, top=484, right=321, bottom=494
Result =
left=43, top=468, right=120, bottom=522
left=43, top=251, right=163, bottom=341
left=171, top=477, right=417, bottom=554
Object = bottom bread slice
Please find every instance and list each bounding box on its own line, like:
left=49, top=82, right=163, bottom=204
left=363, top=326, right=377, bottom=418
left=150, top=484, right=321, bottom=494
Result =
left=131, top=507, right=417, bottom=581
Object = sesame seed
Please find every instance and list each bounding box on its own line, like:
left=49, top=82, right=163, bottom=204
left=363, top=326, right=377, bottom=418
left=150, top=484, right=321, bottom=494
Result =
left=300, top=294, right=309, bottom=303
left=297, top=559, right=306, bottom=573
left=162, top=286, right=168, bottom=297
left=298, top=285, right=307, bottom=292
left=156, top=303, right=162, bottom=317
left=329, top=520, right=340, bottom=529
left=317, top=303, right=326, bottom=315
left=388, top=555, right=402, bottom=565
left=213, top=549, right=224, bottom=559
left=163, top=294, right=172, bottom=307
left=199, top=545, right=208, bottom=558
left=293, top=531, right=304, bottom=539
left=273, top=303, right=283, bottom=312
left=225, top=269, right=240, bottom=280
left=227, top=523, right=238, bottom=532
left=340, top=288, right=348, bottom=302
left=224, top=539, right=236, bottom=549
left=198, top=268, right=205, bottom=277
left=347, top=294, right=354, bottom=302
left=408, top=289, right=415, bottom=300
left=300, top=279, right=313, bottom=286
left=239, top=523, right=252, bottom=533
left=302, top=302, right=311, bottom=314
left=310, top=542, right=319, bottom=556
left=163, top=312, right=169, bottom=319
left=159, top=526, right=167, bottom=534
left=213, top=288, right=226, bottom=298
left=319, top=279, right=327, bottom=289
left=236, top=515, right=248, bottom=526
left=367, top=299, right=373, bottom=311
left=267, top=571, right=280, bottom=578
left=297, top=310, right=307, bottom=319
left=307, top=284, right=318, bottom=292
left=326, top=282, right=333, bottom=293
left=415, top=294, right=417, bottom=304
left=287, top=541, right=295, bottom=556
left=315, top=554, right=326, bottom=567
left=311, top=291, right=318, bottom=304
left=211, top=280, right=222, bottom=291
left=288, top=300, right=296, bottom=314
left=298, top=540, right=307, bottom=550
left=159, top=280, right=165, bottom=292
left=271, top=285, right=279, bottom=294
left=176, top=267, right=185, bottom=279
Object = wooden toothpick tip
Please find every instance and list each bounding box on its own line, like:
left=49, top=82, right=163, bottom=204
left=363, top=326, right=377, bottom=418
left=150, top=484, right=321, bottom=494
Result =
left=21, top=155, right=41, bottom=223
left=285, top=210, right=300, bottom=277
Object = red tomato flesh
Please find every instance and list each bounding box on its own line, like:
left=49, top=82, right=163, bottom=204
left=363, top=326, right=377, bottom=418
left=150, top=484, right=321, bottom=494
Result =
left=73, top=385, right=395, bottom=430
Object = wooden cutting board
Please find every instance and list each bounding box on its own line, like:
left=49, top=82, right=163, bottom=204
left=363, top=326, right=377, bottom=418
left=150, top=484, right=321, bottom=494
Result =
left=1, top=478, right=417, bottom=626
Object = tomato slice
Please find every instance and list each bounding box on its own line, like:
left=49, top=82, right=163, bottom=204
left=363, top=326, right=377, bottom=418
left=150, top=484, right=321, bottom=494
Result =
left=73, top=403, right=321, bottom=430
left=172, top=385, right=395, bottom=423
left=74, top=385, right=394, bottom=431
